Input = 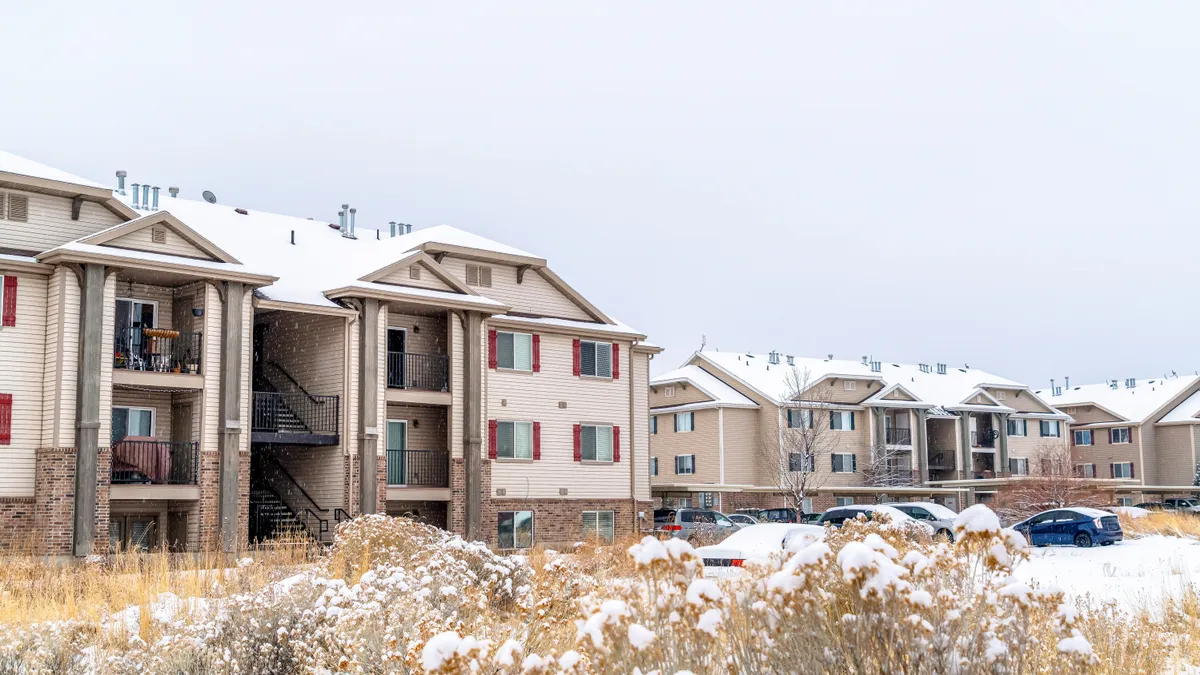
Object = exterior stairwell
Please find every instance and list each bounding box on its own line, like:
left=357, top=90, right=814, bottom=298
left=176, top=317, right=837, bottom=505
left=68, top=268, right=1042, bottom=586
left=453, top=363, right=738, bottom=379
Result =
left=249, top=452, right=345, bottom=545
left=249, top=483, right=307, bottom=543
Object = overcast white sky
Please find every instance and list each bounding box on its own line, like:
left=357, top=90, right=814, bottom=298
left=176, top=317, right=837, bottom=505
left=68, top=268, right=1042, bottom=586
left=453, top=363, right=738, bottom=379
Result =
left=5, top=3, right=1197, bottom=387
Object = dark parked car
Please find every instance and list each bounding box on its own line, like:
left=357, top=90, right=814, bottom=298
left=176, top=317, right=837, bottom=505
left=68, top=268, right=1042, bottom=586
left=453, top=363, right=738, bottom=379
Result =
left=1012, top=508, right=1122, bottom=548
left=653, top=508, right=742, bottom=541
left=1162, top=498, right=1200, bottom=513
left=753, top=507, right=821, bottom=524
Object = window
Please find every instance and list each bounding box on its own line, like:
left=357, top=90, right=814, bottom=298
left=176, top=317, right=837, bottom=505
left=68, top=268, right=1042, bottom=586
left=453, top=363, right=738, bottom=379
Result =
left=1007, top=419, right=1026, bottom=437
left=801, top=497, right=813, bottom=514
left=650, top=416, right=658, bottom=435
left=1077, top=463, right=1096, bottom=478
left=787, top=409, right=813, bottom=429
left=111, top=406, right=155, bottom=443
left=497, top=331, right=533, bottom=371
left=829, top=410, right=855, bottom=431
left=788, top=452, right=815, bottom=472
left=497, top=421, right=534, bottom=460
left=1112, top=462, right=1133, bottom=479
left=1073, top=430, right=1092, bottom=446
left=674, top=412, right=694, bottom=432
left=1110, top=427, right=1131, bottom=444
left=1039, top=420, right=1060, bottom=437
left=843, top=380, right=857, bottom=391
left=580, top=424, right=613, bottom=462
left=650, top=457, right=658, bottom=476
left=580, top=340, right=613, bottom=378
left=1117, top=496, right=1133, bottom=507
left=1008, top=458, right=1029, bottom=476
left=836, top=496, right=854, bottom=507
left=664, top=386, right=676, bottom=398
left=675, top=455, right=695, bottom=475
left=831, top=453, right=857, bottom=473
left=498, top=511, right=533, bottom=549
left=465, top=264, right=492, bottom=287
left=582, top=511, right=615, bottom=543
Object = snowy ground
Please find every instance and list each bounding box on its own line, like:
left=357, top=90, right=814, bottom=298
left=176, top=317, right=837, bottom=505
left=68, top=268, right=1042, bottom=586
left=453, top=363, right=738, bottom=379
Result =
left=1014, top=535, right=1200, bottom=613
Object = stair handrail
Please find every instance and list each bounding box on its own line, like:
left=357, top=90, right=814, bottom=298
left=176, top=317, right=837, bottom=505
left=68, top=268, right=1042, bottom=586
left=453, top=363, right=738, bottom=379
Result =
left=300, top=508, right=330, bottom=537
left=333, top=508, right=352, bottom=523
left=266, top=360, right=324, bottom=405
left=264, top=453, right=326, bottom=514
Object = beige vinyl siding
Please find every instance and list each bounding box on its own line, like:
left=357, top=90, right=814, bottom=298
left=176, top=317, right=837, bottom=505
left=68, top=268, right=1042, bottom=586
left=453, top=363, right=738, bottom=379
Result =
left=259, top=312, right=347, bottom=400
left=441, top=257, right=594, bottom=321
left=1061, top=405, right=1123, bottom=425
left=239, top=292, right=253, bottom=455
left=721, top=407, right=763, bottom=485
left=1154, top=425, right=1194, bottom=485
left=0, top=190, right=122, bottom=254
left=487, top=331, right=632, bottom=499
left=387, top=311, right=447, bottom=356
left=51, top=269, right=82, bottom=446
left=1005, top=422, right=1050, bottom=461
left=987, top=389, right=1052, bottom=413
left=811, top=407, right=871, bottom=488
left=40, top=268, right=66, bottom=447
left=631, top=349, right=651, bottom=501
left=1076, top=425, right=1141, bottom=479
left=649, top=408, right=719, bottom=485
left=449, top=317, right=463, bottom=460
left=115, top=281, right=174, bottom=330
left=798, top=378, right=877, bottom=404
left=0, top=271, right=48, bottom=496
left=98, top=276, right=116, bottom=447
left=377, top=305, right=387, bottom=457
left=684, top=356, right=785, bottom=484
left=927, top=417, right=959, bottom=470
left=385, top=405, right=448, bottom=452
left=272, top=447, right=345, bottom=509
left=1138, top=422, right=1157, bottom=485
left=884, top=388, right=915, bottom=401
left=376, top=262, right=456, bottom=292
left=201, top=283, right=222, bottom=453
left=650, top=385, right=712, bottom=407
left=111, top=390, right=174, bottom=441
left=104, top=226, right=211, bottom=260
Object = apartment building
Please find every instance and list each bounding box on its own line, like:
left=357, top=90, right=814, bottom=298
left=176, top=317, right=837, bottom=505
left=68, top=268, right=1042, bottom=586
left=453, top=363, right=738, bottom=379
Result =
left=649, top=351, right=1076, bottom=512
left=1035, top=374, right=1200, bottom=503
left=0, top=150, right=655, bottom=556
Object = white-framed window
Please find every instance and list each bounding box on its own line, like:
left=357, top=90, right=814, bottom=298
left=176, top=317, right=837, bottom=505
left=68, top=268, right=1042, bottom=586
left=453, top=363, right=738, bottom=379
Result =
left=1007, top=418, right=1026, bottom=436
left=787, top=409, right=814, bottom=429
left=831, top=453, right=857, bottom=473
left=835, top=496, right=854, bottom=507
left=650, top=416, right=658, bottom=435
left=111, top=406, right=155, bottom=443
left=1073, top=429, right=1092, bottom=446
left=466, top=264, right=492, bottom=287
left=497, top=421, right=534, bottom=460
left=1117, top=496, right=1133, bottom=507
left=1040, top=420, right=1061, bottom=437
left=801, top=497, right=814, bottom=514
left=1077, top=463, right=1096, bottom=478
left=580, top=340, right=614, bottom=378
left=1008, top=458, right=1029, bottom=476
left=843, top=380, right=857, bottom=391
left=1110, top=427, right=1131, bottom=444
left=650, top=457, right=658, bottom=476
left=830, top=410, right=855, bottom=431
left=1112, top=462, right=1133, bottom=479
left=582, top=510, right=615, bottom=543
left=580, top=424, right=614, bottom=462
left=994, top=390, right=1007, bottom=400
left=675, top=455, right=695, bottom=475
left=788, top=452, right=815, bottom=472
left=674, top=412, right=694, bottom=433
left=496, top=331, right=533, bottom=371
left=497, top=511, right=533, bottom=549
left=664, top=385, right=676, bottom=398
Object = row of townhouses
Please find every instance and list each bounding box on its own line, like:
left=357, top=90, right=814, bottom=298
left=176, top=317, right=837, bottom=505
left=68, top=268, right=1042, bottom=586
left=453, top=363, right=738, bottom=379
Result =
left=0, top=151, right=656, bottom=555
left=649, top=351, right=1200, bottom=512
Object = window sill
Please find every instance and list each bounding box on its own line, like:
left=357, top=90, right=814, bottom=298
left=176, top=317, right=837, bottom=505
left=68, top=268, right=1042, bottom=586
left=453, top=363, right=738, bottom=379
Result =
left=580, top=460, right=615, bottom=465
left=495, top=458, right=535, bottom=463
left=578, top=375, right=614, bottom=382
left=495, top=367, right=535, bottom=374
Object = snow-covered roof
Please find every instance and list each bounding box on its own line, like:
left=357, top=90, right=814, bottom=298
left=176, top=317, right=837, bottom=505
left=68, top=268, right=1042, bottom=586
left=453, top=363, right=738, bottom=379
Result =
left=1036, top=375, right=1199, bottom=424
left=651, top=365, right=758, bottom=408
left=42, top=242, right=275, bottom=280
left=693, top=351, right=1040, bottom=412
left=0, top=151, right=106, bottom=189
left=1158, top=388, right=1200, bottom=424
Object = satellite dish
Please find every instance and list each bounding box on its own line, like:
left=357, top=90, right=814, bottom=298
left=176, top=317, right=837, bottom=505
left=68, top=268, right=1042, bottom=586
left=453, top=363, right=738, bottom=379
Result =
left=202, top=190, right=217, bottom=204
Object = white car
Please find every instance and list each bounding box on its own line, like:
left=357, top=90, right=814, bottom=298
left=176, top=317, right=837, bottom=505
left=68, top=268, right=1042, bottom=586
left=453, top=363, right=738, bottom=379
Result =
left=695, top=523, right=825, bottom=577
left=891, top=501, right=959, bottom=540
left=816, top=504, right=935, bottom=535
left=726, top=513, right=761, bottom=526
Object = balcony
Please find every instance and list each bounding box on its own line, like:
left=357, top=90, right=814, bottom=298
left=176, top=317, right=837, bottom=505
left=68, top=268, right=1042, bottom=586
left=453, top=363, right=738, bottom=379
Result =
left=386, top=449, right=449, bottom=488
left=111, top=438, right=199, bottom=485
left=387, top=351, right=449, bottom=391
left=971, top=429, right=998, bottom=448
left=885, top=427, right=912, bottom=445
left=114, top=327, right=202, bottom=375
left=251, top=392, right=340, bottom=446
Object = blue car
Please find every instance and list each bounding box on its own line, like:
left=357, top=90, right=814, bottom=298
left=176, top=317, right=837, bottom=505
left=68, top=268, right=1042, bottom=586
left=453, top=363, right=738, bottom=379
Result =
left=1013, top=508, right=1123, bottom=548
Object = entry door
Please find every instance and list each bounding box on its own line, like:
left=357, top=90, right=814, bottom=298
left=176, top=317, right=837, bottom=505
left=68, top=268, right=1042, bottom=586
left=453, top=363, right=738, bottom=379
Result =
left=116, top=299, right=156, bottom=354
left=387, top=328, right=407, bottom=388
left=386, top=420, right=407, bottom=486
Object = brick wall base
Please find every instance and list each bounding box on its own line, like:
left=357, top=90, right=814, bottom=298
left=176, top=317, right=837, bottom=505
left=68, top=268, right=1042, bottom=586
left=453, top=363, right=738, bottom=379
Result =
left=386, top=500, right=449, bottom=529
left=197, top=449, right=249, bottom=551
left=28, top=447, right=111, bottom=555
left=485, top=497, right=644, bottom=549
left=0, top=497, right=36, bottom=550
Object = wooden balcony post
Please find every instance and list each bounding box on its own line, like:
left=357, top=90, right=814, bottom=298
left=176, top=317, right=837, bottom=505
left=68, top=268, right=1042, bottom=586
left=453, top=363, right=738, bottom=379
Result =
left=73, top=263, right=106, bottom=557
left=358, top=298, right=381, bottom=514
left=218, top=281, right=245, bottom=553
left=914, top=408, right=929, bottom=484
left=463, top=311, right=483, bottom=541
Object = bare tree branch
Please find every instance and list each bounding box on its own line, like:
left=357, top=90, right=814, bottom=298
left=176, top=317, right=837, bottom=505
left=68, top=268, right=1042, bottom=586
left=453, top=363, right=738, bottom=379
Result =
left=758, top=367, right=836, bottom=513
left=994, top=440, right=1110, bottom=523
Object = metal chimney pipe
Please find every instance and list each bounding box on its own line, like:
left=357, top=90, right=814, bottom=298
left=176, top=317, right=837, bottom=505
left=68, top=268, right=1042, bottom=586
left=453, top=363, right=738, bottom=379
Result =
left=116, top=170, right=127, bottom=195
left=338, top=208, right=346, bottom=234
left=130, top=183, right=140, bottom=208
left=141, top=184, right=150, bottom=210
left=389, top=221, right=396, bottom=237
left=1065, top=376, right=1070, bottom=389
left=376, top=229, right=380, bottom=240
left=406, top=223, right=413, bottom=234
left=168, top=186, right=179, bottom=198
left=340, top=204, right=349, bottom=234
left=349, top=207, right=356, bottom=235
left=151, top=186, right=160, bottom=210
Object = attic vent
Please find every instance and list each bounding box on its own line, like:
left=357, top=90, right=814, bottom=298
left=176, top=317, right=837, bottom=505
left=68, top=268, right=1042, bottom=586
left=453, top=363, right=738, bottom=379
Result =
left=995, top=390, right=1007, bottom=400
left=1125, top=378, right=1137, bottom=389
left=465, top=264, right=492, bottom=287
left=844, top=380, right=857, bottom=391
left=936, top=363, right=947, bottom=375
left=2, top=193, right=28, bottom=222
left=1053, top=386, right=1063, bottom=396
left=409, top=265, right=422, bottom=281
left=786, top=355, right=794, bottom=366
left=1109, top=380, right=1119, bottom=390
left=151, top=227, right=166, bottom=244
left=919, top=363, right=930, bottom=374
left=664, top=385, right=676, bottom=398
left=869, top=360, right=881, bottom=373
left=768, top=351, right=780, bottom=365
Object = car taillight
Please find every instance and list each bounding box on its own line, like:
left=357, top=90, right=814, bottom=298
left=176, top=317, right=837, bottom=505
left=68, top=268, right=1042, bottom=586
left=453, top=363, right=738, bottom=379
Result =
left=664, top=525, right=682, bottom=531
left=730, top=559, right=744, bottom=567
left=1093, top=518, right=1103, bottom=528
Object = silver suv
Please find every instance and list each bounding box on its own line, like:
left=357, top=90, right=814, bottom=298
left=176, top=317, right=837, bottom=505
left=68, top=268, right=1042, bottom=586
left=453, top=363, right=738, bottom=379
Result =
left=890, top=502, right=959, bottom=540
left=653, top=508, right=742, bottom=541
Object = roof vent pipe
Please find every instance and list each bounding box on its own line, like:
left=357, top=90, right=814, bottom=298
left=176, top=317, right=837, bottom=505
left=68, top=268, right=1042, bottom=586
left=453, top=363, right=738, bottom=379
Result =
left=389, top=221, right=396, bottom=237
left=406, top=223, right=413, bottom=234
left=116, top=170, right=127, bottom=195
left=141, top=185, right=150, bottom=210
left=290, top=230, right=295, bottom=245
left=151, top=186, right=160, bottom=210
left=169, top=186, right=179, bottom=198
left=130, top=183, right=140, bottom=208
left=1050, top=379, right=1055, bottom=395
left=349, top=207, right=357, bottom=236
left=1064, top=376, right=1070, bottom=389
left=339, top=206, right=347, bottom=234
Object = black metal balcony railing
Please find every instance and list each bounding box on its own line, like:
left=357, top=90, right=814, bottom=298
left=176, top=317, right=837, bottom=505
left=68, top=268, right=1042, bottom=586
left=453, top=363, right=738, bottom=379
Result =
left=971, top=429, right=998, bottom=448
left=114, top=327, right=202, bottom=374
left=111, top=439, right=199, bottom=485
left=387, top=351, right=449, bottom=392
left=252, top=392, right=340, bottom=436
left=386, top=449, right=449, bottom=487
left=885, top=427, right=912, bottom=445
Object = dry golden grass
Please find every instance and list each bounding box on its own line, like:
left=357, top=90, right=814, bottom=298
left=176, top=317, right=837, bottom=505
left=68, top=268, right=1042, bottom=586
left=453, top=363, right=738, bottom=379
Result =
left=1119, top=510, right=1200, bottom=539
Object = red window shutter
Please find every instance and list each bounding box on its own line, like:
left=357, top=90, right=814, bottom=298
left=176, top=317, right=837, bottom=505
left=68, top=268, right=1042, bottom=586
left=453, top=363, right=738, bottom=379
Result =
left=0, top=394, right=11, bottom=445
left=612, top=426, right=620, bottom=462
left=488, top=420, right=498, bottom=459
left=611, top=343, right=619, bottom=380
left=532, top=334, right=540, bottom=373
left=533, top=422, right=541, bottom=460
left=573, top=424, right=582, bottom=461
left=1, top=276, right=15, bottom=327
left=572, top=339, right=581, bottom=376
left=487, top=330, right=498, bottom=369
